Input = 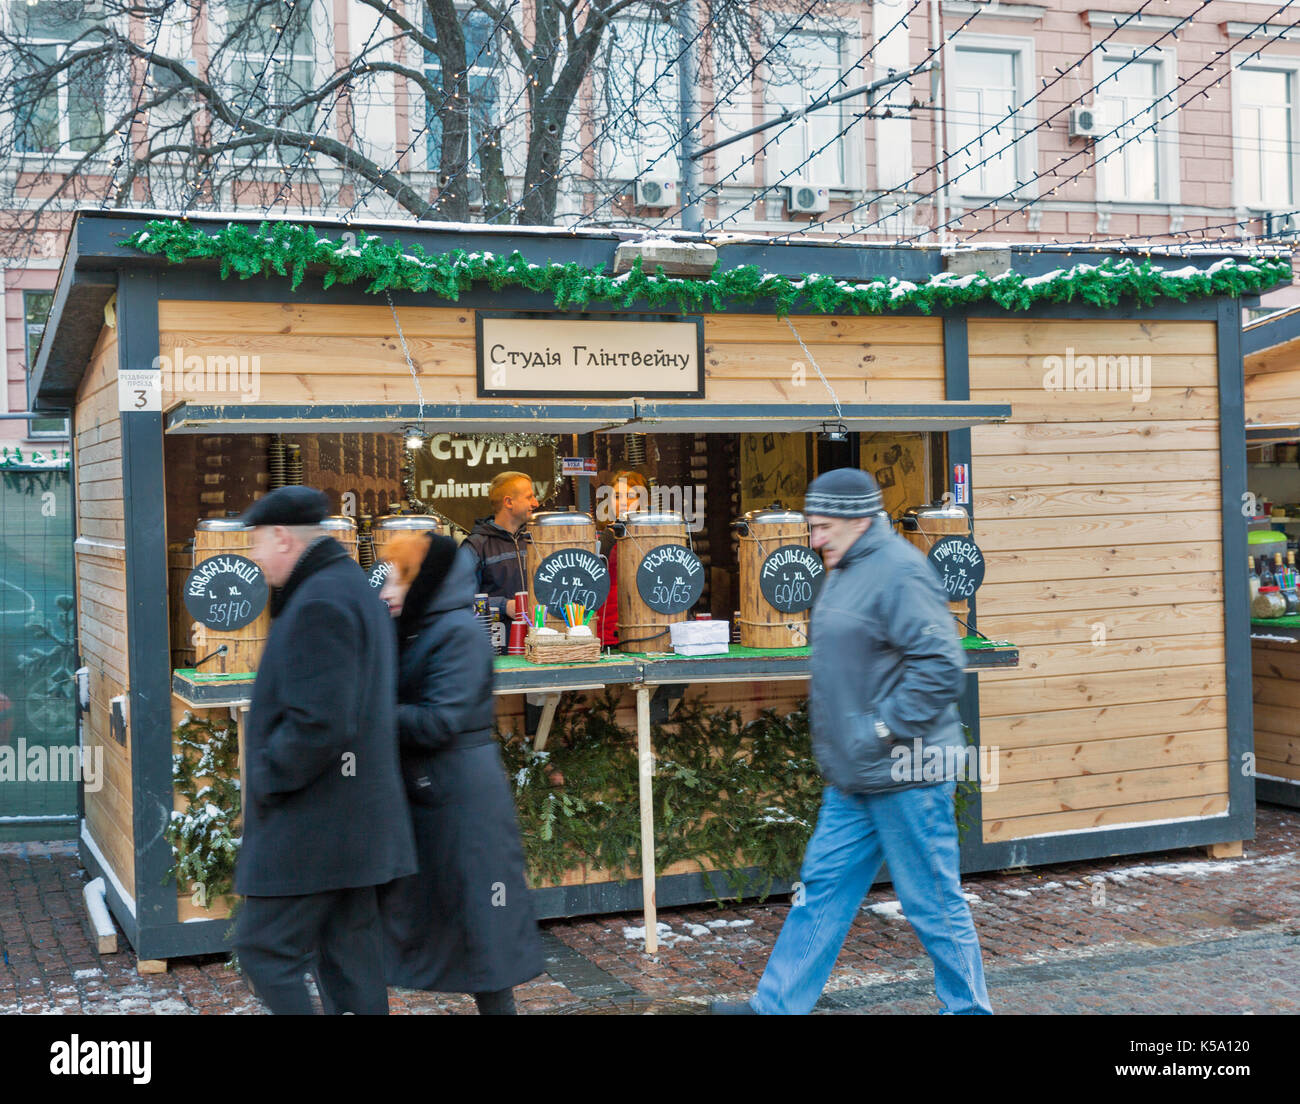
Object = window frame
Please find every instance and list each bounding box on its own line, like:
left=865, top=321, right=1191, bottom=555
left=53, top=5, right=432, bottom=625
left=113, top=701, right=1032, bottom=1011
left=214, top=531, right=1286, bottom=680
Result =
left=1232, top=56, right=1300, bottom=213
left=759, top=18, right=862, bottom=191
left=213, top=0, right=333, bottom=167
left=22, top=289, right=67, bottom=439
left=1093, top=43, right=1181, bottom=205
left=943, top=33, right=1040, bottom=202
left=10, top=24, right=115, bottom=158
left=421, top=5, right=502, bottom=184
left=594, top=15, right=687, bottom=184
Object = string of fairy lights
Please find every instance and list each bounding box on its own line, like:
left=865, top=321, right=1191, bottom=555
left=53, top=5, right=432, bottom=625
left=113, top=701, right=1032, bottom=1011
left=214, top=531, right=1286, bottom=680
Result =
left=100, top=0, right=175, bottom=210
left=599, top=0, right=941, bottom=233
left=417, top=0, right=720, bottom=228
left=882, top=0, right=1300, bottom=251
left=340, top=0, right=520, bottom=222
left=263, top=0, right=396, bottom=214
left=62, top=0, right=1300, bottom=260
left=765, top=0, right=1216, bottom=246
left=684, top=0, right=986, bottom=237
left=570, top=0, right=836, bottom=229
left=180, top=0, right=299, bottom=214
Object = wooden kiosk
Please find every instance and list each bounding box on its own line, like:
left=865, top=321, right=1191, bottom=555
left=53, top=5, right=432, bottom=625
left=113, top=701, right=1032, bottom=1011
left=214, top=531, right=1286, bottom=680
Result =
left=30, top=210, right=1273, bottom=961
left=1241, top=304, right=1300, bottom=809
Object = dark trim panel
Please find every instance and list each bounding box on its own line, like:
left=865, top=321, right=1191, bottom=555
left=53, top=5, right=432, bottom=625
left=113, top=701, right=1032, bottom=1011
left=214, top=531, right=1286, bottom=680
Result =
left=1218, top=297, right=1257, bottom=845
left=1256, top=778, right=1300, bottom=808
left=118, top=270, right=179, bottom=938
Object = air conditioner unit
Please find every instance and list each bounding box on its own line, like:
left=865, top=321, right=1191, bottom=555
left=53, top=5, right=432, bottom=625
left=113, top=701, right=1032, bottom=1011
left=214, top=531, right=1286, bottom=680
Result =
left=635, top=177, right=677, bottom=208
left=787, top=183, right=830, bottom=214
left=1069, top=104, right=1108, bottom=139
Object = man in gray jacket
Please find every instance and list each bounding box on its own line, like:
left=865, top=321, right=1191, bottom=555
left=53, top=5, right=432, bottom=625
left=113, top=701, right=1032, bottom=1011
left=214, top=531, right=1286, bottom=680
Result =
left=713, top=467, right=991, bottom=1015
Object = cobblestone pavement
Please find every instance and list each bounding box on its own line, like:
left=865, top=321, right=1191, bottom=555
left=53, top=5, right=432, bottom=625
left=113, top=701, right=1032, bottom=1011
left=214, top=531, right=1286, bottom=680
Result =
left=2, top=805, right=1297, bottom=1015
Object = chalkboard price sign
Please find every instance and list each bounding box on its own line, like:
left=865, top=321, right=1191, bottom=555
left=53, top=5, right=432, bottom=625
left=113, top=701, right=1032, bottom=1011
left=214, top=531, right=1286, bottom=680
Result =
left=368, top=561, right=392, bottom=590
left=759, top=545, right=825, bottom=613
left=636, top=544, right=705, bottom=615
left=183, top=554, right=268, bottom=631
left=533, top=549, right=610, bottom=612
left=927, top=535, right=985, bottom=600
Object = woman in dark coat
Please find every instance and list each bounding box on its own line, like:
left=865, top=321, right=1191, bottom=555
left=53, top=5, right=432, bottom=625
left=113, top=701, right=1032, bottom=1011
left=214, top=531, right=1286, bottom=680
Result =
left=376, top=531, right=544, bottom=1015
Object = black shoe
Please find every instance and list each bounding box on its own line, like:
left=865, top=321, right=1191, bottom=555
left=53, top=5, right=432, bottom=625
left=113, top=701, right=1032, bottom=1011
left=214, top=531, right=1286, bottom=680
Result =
left=709, top=999, right=757, bottom=1015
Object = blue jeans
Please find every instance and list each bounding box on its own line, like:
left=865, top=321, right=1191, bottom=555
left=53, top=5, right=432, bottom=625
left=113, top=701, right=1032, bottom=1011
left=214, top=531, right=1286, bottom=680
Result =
left=752, top=782, right=992, bottom=1015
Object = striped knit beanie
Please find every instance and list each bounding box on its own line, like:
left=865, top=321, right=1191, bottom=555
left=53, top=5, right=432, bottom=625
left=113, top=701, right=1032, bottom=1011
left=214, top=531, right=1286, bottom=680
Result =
left=803, top=467, right=883, bottom=518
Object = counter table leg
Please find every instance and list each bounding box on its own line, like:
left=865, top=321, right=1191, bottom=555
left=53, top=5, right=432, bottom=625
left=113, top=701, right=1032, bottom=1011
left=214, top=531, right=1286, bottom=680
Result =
left=533, top=693, right=561, bottom=751
left=636, top=686, right=658, bottom=955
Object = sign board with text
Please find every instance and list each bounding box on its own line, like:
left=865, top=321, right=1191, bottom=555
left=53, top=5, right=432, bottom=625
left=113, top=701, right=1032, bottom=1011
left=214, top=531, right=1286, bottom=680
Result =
left=477, top=312, right=704, bottom=398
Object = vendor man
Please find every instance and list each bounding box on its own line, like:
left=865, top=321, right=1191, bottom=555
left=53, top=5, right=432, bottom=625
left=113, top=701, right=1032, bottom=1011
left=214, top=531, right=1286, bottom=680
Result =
left=463, top=470, right=540, bottom=624
left=711, top=467, right=991, bottom=1015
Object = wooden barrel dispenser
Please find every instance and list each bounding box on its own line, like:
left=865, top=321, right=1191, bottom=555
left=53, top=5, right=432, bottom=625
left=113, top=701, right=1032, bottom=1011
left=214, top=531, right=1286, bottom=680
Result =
left=372, top=515, right=445, bottom=563
left=898, top=502, right=972, bottom=628
left=192, top=518, right=271, bottom=675
left=168, top=540, right=196, bottom=670
left=320, top=515, right=358, bottom=562
left=734, top=507, right=816, bottom=648
left=615, top=511, right=697, bottom=654
left=526, top=510, right=601, bottom=632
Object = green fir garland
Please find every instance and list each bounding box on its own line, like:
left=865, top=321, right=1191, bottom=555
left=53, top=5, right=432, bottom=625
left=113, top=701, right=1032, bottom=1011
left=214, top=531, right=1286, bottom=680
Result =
left=0, top=446, right=70, bottom=469
left=125, top=218, right=1292, bottom=317
left=501, top=692, right=979, bottom=901
left=500, top=691, right=824, bottom=898
left=165, top=712, right=242, bottom=911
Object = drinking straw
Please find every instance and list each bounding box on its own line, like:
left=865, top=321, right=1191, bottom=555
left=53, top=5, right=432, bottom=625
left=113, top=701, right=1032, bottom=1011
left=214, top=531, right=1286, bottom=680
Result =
left=584, top=608, right=595, bottom=625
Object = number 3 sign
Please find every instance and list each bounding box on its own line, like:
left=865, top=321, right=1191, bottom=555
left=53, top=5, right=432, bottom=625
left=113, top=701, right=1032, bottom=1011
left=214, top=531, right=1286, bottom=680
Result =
left=117, top=369, right=162, bottom=412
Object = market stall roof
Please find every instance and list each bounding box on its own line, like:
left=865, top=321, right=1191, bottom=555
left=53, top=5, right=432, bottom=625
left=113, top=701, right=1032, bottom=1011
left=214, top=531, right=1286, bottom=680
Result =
left=1244, top=302, right=1300, bottom=361
left=1243, top=305, right=1300, bottom=442
left=163, top=401, right=636, bottom=435
left=31, top=208, right=1291, bottom=412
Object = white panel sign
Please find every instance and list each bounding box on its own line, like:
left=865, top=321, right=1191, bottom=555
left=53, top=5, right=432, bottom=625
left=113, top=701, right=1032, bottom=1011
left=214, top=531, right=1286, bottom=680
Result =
left=118, top=370, right=162, bottom=412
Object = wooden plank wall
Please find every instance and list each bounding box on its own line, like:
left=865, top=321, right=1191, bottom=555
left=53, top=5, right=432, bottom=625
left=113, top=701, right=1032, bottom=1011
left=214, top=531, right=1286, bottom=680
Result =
left=1250, top=638, right=1300, bottom=787
left=1243, top=336, right=1300, bottom=426
left=156, top=303, right=946, bottom=406
left=73, top=327, right=135, bottom=899
left=970, top=319, right=1229, bottom=843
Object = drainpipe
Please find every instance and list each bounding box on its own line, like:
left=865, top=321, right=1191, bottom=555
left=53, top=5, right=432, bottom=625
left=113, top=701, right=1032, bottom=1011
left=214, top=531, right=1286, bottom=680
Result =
left=930, top=0, right=948, bottom=246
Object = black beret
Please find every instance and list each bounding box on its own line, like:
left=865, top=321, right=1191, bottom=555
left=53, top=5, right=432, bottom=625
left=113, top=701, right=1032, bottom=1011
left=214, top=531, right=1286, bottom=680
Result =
left=240, top=486, right=331, bottom=527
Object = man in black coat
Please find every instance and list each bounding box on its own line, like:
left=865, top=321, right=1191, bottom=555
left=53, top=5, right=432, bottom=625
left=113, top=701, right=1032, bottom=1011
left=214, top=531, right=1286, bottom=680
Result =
left=233, top=486, right=417, bottom=1015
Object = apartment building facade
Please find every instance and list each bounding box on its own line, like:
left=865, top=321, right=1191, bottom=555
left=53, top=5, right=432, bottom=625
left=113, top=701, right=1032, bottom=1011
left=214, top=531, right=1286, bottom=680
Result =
left=4, top=0, right=1298, bottom=447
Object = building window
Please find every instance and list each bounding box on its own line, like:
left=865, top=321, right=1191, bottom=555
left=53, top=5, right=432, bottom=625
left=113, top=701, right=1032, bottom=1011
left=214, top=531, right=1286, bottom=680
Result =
left=24, top=291, right=66, bottom=438
left=948, top=44, right=1032, bottom=197
left=423, top=8, right=499, bottom=180
left=1098, top=56, right=1166, bottom=201
left=597, top=19, right=682, bottom=182
left=1238, top=67, right=1294, bottom=209
left=13, top=1, right=108, bottom=154
left=764, top=30, right=846, bottom=186
left=225, top=0, right=318, bottom=139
